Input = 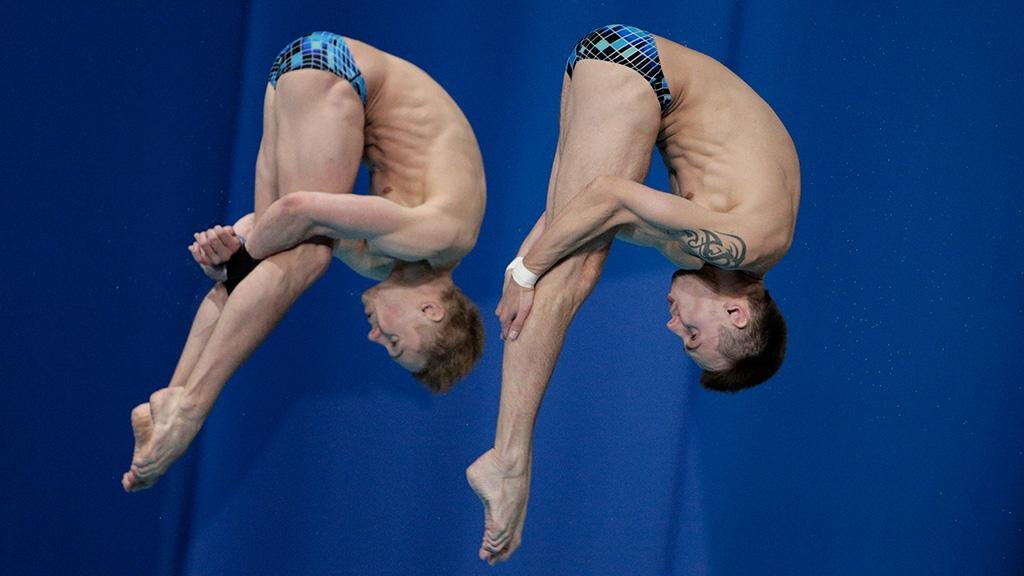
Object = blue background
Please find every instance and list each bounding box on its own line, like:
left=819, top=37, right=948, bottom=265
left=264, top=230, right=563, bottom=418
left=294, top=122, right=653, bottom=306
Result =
left=2, top=1, right=1022, bottom=574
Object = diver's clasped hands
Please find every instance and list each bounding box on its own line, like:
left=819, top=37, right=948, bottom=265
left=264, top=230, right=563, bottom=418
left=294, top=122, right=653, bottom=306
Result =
left=188, top=225, right=242, bottom=281
left=497, top=256, right=541, bottom=341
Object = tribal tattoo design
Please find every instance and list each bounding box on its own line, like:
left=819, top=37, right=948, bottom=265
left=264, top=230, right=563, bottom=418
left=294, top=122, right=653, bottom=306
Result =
left=676, top=228, right=747, bottom=268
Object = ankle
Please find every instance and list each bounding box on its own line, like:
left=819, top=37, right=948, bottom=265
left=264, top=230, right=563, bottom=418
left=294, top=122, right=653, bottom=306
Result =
left=490, top=447, right=531, bottom=476
left=174, top=390, right=209, bottom=423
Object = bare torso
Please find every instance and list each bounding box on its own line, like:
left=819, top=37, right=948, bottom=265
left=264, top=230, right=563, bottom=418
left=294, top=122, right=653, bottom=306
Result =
left=623, top=36, right=800, bottom=274
left=345, top=39, right=486, bottom=267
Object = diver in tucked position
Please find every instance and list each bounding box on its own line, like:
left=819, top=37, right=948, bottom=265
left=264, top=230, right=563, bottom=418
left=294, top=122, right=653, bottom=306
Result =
left=467, top=25, right=799, bottom=563
left=123, top=32, right=486, bottom=492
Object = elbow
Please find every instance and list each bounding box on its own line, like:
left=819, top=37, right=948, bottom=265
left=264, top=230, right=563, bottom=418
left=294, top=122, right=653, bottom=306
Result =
left=584, top=175, right=618, bottom=199
left=275, top=192, right=323, bottom=235
left=277, top=192, right=309, bottom=219
left=584, top=175, right=627, bottom=224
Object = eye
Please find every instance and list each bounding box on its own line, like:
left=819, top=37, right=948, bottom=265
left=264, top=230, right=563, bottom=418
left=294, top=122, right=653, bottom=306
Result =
left=390, top=335, right=400, bottom=344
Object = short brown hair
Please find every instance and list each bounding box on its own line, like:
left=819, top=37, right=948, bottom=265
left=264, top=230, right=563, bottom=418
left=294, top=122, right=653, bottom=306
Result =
left=700, top=289, right=787, bottom=393
left=413, top=284, right=485, bottom=393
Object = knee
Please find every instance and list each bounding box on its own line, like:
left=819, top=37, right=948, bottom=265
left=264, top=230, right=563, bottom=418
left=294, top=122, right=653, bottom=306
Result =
left=277, top=190, right=307, bottom=216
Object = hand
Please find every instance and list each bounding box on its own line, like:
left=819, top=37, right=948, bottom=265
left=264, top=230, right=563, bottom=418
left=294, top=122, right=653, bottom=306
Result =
left=188, top=225, right=241, bottom=282
left=495, top=268, right=535, bottom=341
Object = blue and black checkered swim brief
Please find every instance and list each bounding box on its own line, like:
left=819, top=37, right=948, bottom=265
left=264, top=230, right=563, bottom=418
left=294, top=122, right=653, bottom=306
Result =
left=566, top=24, right=672, bottom=115
left=268, top=31, right=366, bottom=104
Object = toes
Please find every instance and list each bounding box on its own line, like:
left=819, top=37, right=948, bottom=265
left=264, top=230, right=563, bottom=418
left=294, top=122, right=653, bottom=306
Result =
left=122, top=469, right=151, bottom=492
left=484, top=535, right=508, bottom=553
left=126, top=469, right=154, bottom=492
left=501, top=537, right=522, bottom=562
left=480, top=533, right=511, bottom=565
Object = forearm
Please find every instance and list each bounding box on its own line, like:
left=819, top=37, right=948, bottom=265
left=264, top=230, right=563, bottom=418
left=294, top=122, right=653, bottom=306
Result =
left=244, top=194, right=320, bottom=259
left=514, top=212, right=547, bottom=257
left=522, top=179, right=627, bottom=276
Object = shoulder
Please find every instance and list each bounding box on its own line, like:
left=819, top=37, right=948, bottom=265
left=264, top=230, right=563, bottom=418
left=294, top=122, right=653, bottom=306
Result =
left=728, top=207, right=794, bottom=273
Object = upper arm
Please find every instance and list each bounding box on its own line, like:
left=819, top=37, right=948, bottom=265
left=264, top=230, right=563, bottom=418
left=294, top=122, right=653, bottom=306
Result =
left=332, top=239, right=396, bottom=280
left=296, top=192, right=456, bottom=261
left=656, top=240, right=705, bottom=270
left=607, top=177, right=754, bottom=270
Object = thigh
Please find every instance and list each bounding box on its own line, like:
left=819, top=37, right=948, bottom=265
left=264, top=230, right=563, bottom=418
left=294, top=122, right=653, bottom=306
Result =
left=254, top=84, right=279, bottom=217
left=260, top=70, right=365, bottom=218
left=545, top=60, right=661, bottom=217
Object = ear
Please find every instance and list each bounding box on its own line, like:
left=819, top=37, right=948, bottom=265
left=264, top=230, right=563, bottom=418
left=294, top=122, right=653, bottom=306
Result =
left=725, top=301, right=750, bottom=329
left=421, top=301, right=446, bottom=323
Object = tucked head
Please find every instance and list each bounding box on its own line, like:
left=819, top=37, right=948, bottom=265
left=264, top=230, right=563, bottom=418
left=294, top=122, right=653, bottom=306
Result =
left=666, top=267, right=787, bottom=392
left=362, top=269, right=484, bottom=393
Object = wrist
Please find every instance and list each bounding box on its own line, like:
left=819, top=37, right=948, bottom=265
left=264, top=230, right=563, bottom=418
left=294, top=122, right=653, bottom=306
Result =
left=238, top=233, right=266, bottom=260
left=223, top=243, right=264, bottom=293
left=508, top=256, right=539, bottom=288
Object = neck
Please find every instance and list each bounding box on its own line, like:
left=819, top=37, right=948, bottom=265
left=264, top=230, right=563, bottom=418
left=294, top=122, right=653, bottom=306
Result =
left=711, top=267, right=765, bottom=297
left=387, top=260, right=452, bottom=287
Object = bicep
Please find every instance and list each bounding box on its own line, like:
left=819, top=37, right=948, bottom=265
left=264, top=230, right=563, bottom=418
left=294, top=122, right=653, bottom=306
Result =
left=333, top=239, right=395, bottom=280
left=657, top=241, right=706, bottom=270
left=297, top=192, right=413, bottom=240
left=373, top=210, right=459, bottom=261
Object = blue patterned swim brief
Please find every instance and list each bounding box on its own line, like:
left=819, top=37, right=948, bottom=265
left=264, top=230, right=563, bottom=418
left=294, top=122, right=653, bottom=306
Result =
left=566, top=24, right=672, bottom=115
left=268, top=31, right=366, bottom=104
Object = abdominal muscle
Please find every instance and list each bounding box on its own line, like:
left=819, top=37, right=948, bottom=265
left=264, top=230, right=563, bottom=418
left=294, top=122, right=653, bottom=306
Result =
left=350, top=39, right=469, bottom=209
left=655, top=39, right=800, bottom=234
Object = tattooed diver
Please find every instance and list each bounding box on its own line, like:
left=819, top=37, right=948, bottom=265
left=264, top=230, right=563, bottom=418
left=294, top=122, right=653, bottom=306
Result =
left=467, top=25, right=799, bottom=563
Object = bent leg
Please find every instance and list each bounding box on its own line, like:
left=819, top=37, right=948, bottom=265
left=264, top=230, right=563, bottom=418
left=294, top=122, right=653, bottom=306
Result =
left=124, top=74, right=364, bottom=491
left=167, top=284, right=229, bottom=388
left=468, top=60, right=661, bottom=562
left=174, top=72, right=364, bottom=416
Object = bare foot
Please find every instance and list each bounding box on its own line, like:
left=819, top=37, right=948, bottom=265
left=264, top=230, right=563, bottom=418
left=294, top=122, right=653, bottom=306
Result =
left=122, top=387, right=202, bottom=492
left=466, top=449, right=531, bottom=564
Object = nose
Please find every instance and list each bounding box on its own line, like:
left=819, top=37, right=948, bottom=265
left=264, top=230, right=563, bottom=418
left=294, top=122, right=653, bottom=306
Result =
left=666, top=316, right=683, bottom=335
left=367, top=325, right=382, bottom=341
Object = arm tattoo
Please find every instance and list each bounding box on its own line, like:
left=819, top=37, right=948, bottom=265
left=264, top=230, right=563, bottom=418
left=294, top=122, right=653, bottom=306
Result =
left=677, top=228, right=747, bottom=268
